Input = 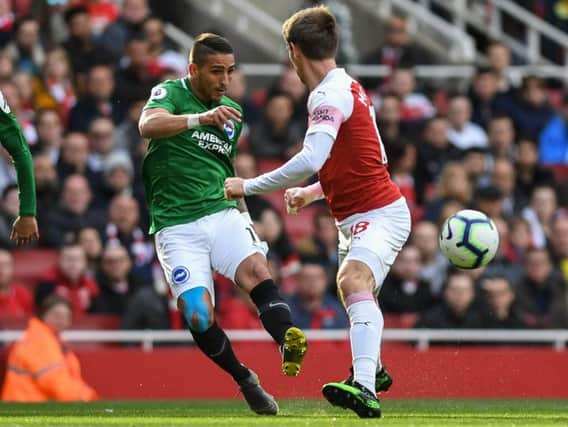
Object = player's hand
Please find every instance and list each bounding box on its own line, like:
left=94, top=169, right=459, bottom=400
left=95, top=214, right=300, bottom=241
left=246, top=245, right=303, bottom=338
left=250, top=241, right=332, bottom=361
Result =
left=224, top=177, right=245, bottom=200
left=284, top=187, right=310, bottom=214
left=200, top=106, right=241, bottom=130
left=10, top=216, right=39, bottom=245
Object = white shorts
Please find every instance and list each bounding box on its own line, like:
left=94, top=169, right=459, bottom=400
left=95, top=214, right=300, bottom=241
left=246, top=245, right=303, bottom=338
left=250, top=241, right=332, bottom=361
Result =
left=154, top=208, right=265, bottom=301
left=337, top=197, right=411, bottom=292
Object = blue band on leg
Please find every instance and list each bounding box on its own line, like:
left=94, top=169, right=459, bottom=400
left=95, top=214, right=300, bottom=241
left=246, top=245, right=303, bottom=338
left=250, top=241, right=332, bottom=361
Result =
left=179, top=287, right=212, bottom=333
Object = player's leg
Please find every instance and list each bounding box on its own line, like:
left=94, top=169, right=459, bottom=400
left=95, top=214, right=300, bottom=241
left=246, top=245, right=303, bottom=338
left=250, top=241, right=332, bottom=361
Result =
left=323, top=199, right=411, bottom=417
left=156, top=222, right=278, bottom=415
left=210, top=209, right=307, bottom=376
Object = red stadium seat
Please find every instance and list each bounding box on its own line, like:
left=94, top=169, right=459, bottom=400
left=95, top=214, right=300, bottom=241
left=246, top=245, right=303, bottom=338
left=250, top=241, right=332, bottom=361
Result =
left=383, top=313, right=418, bottom=329
left=12, top=249, right=58, bottom=287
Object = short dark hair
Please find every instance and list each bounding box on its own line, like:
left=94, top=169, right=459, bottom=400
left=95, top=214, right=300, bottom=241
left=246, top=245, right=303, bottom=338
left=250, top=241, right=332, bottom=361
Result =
left=282, top=6, right=338, bottom=60
left=37, top=295, right=72, bottom=320
left=189, top=33, right=234, bottom=67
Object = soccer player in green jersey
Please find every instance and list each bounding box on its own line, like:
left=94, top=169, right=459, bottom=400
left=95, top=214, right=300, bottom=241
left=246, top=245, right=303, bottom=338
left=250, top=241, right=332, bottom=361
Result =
left=0, top=91, right=38, bottom=245
left=138, top=33, right=307, bottom=416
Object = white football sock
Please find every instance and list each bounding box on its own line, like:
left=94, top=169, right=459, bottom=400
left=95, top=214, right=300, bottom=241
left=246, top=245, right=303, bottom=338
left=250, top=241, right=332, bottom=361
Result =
left=347, top=298, right=383, bottom=393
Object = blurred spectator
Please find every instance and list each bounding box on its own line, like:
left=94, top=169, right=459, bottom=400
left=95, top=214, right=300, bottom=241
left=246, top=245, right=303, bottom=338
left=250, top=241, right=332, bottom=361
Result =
left=32, top=109, right=62, bottom=162
left=77, top=227, right=102, bottom=277
left=68, top=64, right=125, bottom=132
left=94, top=151, right=135, bottom=211
left=0, top=0, right=14, bottom=48
left=1, top=295, right=98, bottom=402
left=31, top=48, right=76, bottom=123
left=41, top=174, right=103, bottom=248
left=33, top=154, right=58, bottom=215
left=380, top=245, right=436, bottom=314
left=91, top=244, right=134, bottom=315
left=482, top=217, right=523, bottom=285
left=0, top=183, right=17, bottom=248
left=56, top=131, right=99, bottom=185
left=461, top=146, right=492, bottom=188
left=389, top=140, right=417, bottom=211
left=487, top=114, right=515, bottom=159
left=35, top=244, right=99, bottom=316
left=517, top=248, right=567, bottom=328
left=104, top=194, right=154, bottom=284
left=486, top=40, right=513, bottom=93
left=469, top=67, right=513, bottom=129
left=143, top=16, right=186, bottom=77
left=115, top=97, right=146, bottom=155
left=0, top=51, right=14, bottom=83
left=491, top=157, right=520, bottom=217
left=423, top=162, right=472, bottom=223
left=271, top=66, right=308, bottom=128
left=480, top=276, right=526, bottom=328
left=226, top=69, right=260, bottom=127
left=5, top=17, right=44, bottom=74
left=388, top=67, right=435, bottom=125
left=99, top=0, right=150, bottom=61
left=510, top=75, right=554, bottom=138
left=0, top=249, right=33, bottom=319
left=62, top=5, right=112, bottom=81
left=515, top=137, right=556, bottom=204
left=411, top=221, right=448, bottom=296
left=414, top=116, right=460, bottom=205
left=376, top=93, right=413, bottom=151
left=115, top=36, right=159, bottom=107
left=550, top=214, right=568, bottom=282
left=446, top=94, right=488, bottom=151
left=254, top=206, right=300, bottom=278
left=362, top=15, right=430, bottom=88
left=248, top=91, right=303, bottom=159
left=415, top=270, right=483, bottom=329
left=522, top=184, right=558, bottom=248
left=473, top=185, right=505, bottom=220
left=296, top=208, right=339, bottom=283
left=12, top=70, right=34, bottom=118
left=507, top=216, right=534, bottom=263
left=87, top=117, right=121, bottom=174
left=539, top=92, right=568, bottom=166
left=287, top=262, right=347, bottom=329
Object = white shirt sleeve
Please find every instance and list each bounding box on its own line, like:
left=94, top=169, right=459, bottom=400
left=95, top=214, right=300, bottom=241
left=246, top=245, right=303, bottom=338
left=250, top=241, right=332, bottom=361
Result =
left=243, top=132, right=334, bottom=195
left=306, top=88, right=353, bottom=139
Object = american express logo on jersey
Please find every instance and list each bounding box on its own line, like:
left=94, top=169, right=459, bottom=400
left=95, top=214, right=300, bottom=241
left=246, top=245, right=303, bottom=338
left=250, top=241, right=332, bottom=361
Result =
left=191, top=130, right=232, bottom=155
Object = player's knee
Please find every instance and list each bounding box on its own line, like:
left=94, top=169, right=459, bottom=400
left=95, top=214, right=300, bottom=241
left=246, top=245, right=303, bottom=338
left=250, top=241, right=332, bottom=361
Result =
left=235, top=254, right=271, bottom=292
left=178, top=288, right=214, bottom=333
left=337, top=262, right=374, bottom=300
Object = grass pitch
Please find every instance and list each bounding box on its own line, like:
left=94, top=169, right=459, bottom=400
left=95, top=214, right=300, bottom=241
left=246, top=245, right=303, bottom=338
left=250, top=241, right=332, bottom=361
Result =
left=0, top=399, right=566, bottom=426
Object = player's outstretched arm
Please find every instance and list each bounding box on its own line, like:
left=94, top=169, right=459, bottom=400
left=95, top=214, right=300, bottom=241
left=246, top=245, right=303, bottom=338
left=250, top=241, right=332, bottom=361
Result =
left=224, top=132, right=334, bottom=200
left=139, top=106, right=242, bottom=139
left=285, top=182, right=324, bottom=214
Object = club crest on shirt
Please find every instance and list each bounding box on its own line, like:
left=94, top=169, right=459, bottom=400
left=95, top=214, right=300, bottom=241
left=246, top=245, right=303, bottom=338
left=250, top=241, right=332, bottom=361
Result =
left=223, top=121, right=235, bottom=140
left=172, top=266, right=190, bottom=285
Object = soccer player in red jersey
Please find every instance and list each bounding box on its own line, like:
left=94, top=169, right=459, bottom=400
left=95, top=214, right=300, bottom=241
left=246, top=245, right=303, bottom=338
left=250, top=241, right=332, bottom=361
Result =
left=224, top=6, right=411, bottom=418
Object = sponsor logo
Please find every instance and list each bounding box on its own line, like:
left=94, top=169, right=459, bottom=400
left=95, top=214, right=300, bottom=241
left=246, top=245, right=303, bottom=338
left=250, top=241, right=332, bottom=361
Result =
left=351, top=221, right=370, bottom=237
left=150, top=86, right=168, bottom=100
left=191, top=130, right=232, bottom=155
left=223, top=121, right=235, bottom=140
left=0, top=90, right=10, bottom=114
left=172, top=266, right=190, bottom=285
left=311, top=107, right=335, bottom=124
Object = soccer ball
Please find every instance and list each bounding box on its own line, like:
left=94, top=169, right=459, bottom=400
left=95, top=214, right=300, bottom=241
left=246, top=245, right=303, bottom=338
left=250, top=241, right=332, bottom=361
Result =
left=439, top=209, right=499, bottom=269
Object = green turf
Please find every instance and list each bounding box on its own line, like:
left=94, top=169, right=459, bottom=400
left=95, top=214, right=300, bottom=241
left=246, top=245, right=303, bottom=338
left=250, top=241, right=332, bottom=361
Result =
left=0, top=400, right=567, bottom=426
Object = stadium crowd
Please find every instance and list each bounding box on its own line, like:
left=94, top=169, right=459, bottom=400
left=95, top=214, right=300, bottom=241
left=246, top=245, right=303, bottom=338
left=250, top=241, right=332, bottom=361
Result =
left=0, top=0, right=566, bottom=334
